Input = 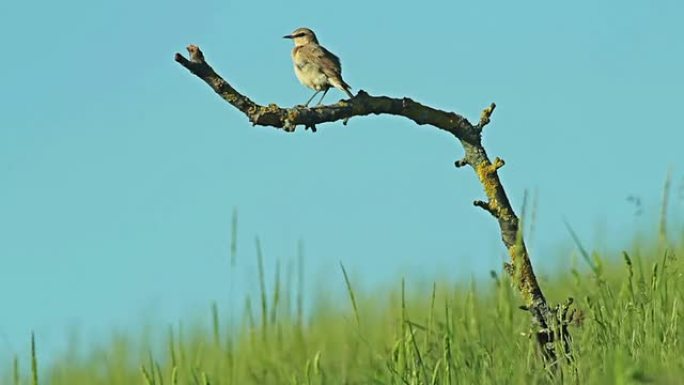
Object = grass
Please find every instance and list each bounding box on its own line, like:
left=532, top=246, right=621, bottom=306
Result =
left=8, top=166, right=684, bottom=385
left=8, top=234, right=683, bottom=385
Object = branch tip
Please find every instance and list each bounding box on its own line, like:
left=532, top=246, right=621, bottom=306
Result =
left=493, top=157, right=505, bottom=170
left=454, top=158, right=468, bottom=168
left=485, top=102, right=496, bottom=115
left=477, top=102, right=497, bottom=129
left=473, top=200, right=497, bottom=217
left=186, top=44, right=205, bottom=63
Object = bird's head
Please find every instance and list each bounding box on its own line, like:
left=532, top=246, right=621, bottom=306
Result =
left=283, top=27, right=319, bottom=46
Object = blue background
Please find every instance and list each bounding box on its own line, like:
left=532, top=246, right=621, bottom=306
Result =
left=1, top=0, right=682, bottom=361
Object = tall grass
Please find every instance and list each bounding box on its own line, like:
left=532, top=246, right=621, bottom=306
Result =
left=8, top=233, right=683, bottom=385
left=8, top=173, right=684, bottom=385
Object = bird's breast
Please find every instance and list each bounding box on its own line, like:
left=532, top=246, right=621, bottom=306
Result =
left=292, top=50, right=328, bottom=91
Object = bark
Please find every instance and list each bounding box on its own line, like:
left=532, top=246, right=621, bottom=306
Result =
left=175, top=45, right=574, bottom=366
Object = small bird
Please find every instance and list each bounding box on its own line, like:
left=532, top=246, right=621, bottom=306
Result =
left=283, top=27, right=354, bottom=106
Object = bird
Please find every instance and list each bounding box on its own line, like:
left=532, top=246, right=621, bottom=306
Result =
left=283, top=27, right=354, bottom=106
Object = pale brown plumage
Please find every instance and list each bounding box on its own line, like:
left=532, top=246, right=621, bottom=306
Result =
left=283, top=27, right=354, bottom=106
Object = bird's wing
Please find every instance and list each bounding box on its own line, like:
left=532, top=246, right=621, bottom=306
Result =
left=303, top=44, right=343, bottom=78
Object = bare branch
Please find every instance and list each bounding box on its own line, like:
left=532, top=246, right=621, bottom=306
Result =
left=175, top=45, right=571, bottom=366
left=175, top=46, right=475, bottom=139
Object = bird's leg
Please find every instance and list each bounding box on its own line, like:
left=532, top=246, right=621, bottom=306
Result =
left=316, top=88, right=330, bottom=106
left=304, top=91, right=320, bottom=107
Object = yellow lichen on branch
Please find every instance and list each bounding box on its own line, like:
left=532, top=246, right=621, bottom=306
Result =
left=507, top=243, right=537, bottom=302
left=475, top=161, right=503, bottom=217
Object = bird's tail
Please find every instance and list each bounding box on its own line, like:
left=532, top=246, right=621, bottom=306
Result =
left=332, top=77, right=354, bottom=99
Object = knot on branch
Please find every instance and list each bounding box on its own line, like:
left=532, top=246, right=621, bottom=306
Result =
left=356, top=90, right=369, bottom=98
left=283, top=120, right=296, bottom=132
left=475, top=160, right=501, bottom=183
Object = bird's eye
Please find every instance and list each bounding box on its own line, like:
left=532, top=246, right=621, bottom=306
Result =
left=295, top=33, right=305, bottom=38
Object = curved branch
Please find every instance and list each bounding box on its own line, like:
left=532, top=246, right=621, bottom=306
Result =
left=175, top=45, right=572, bottom=365
left=174, top=45, right=474, bottom=140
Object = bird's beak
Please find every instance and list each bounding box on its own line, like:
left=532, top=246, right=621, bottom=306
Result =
left=283, top=34, right=294, bottom=39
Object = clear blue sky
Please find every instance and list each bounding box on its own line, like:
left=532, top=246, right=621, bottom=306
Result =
left=1, top=0, right=683, bottom=362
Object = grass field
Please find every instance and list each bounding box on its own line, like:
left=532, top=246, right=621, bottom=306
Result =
left=7, top=229, right=683, bottom=384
